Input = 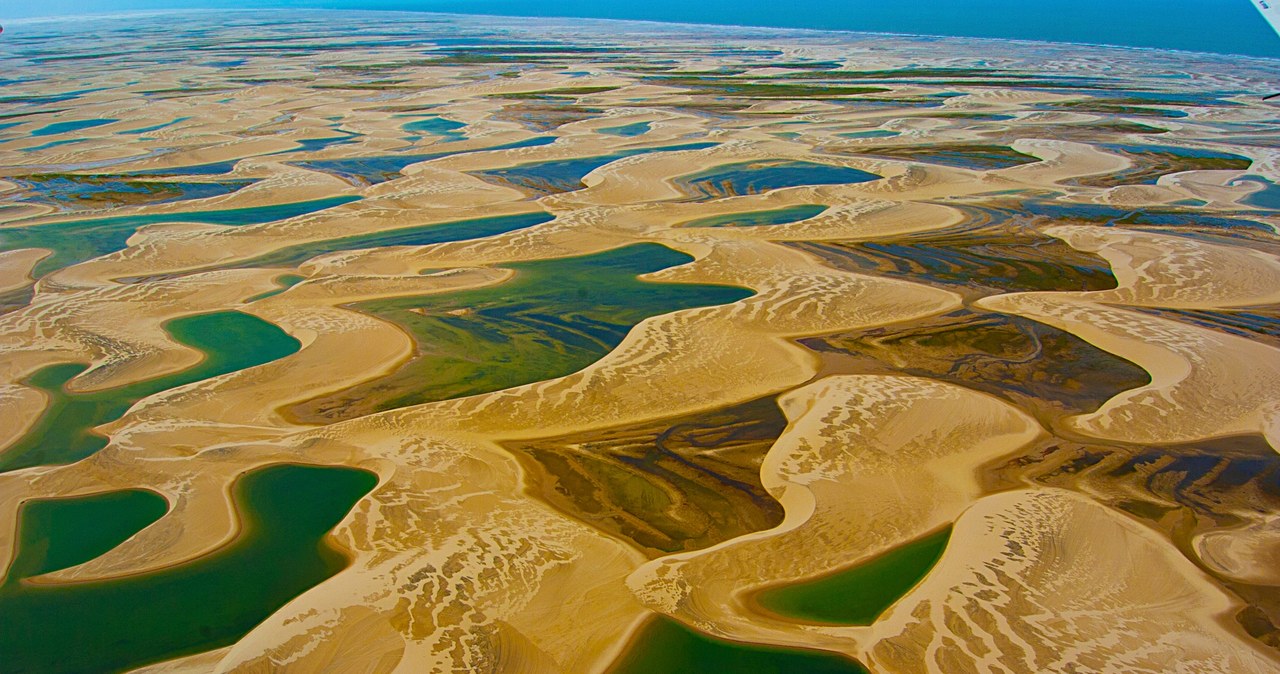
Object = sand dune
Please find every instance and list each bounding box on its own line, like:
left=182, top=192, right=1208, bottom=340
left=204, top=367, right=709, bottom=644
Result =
left=1, top=12, right=1278, bottom=674
left=865, top=489, right=1279, bottom=674
left=626, top=375, right=1042, bottom=657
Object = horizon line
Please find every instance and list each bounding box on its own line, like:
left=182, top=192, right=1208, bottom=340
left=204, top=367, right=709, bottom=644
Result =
left=1, top=6, right=1278, bottom=63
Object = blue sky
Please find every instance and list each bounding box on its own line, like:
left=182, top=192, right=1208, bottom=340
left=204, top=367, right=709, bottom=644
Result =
left=4, top=0, right=1279, bottom=58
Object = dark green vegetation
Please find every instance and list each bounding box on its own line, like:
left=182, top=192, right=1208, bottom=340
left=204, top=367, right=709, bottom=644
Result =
left=598, top=121, right=651, bottom=137
left=0, top=286, right=35, bottom=317
left=310, top=79, right=412, bottom=91
left=678, top=204, right=827, bottom=228
left=1035, top=99, right=1190, bottom=119
left=789, top=217, right=1116, bottom=296
left=11, top=173, right=252, bottom=212
left=850, top=143, right=1041, bottom=171
left=678, top=160, right=881, bottom=200
left=4, top=489, right=168, bottom=580
left=645, top=76, right=889, bottom=99
left=510, top=396, right=786, bottom=555
left=423, top=45, right=628, bottom=66
left=1019, top=201, right=1275, bottom=238
left=223, top=211, right=554, bottom=272
left=0, top=463, right=377, bottom=674
left=489, top=101, right=603, bottom=132
left=1138, top=307, right=1280, bottom=349
left=488, top=85, right=621, bottom=100
left=609, top=617, right=869, bottom=674
left=1088, top=120, right=1170, bottom=135
left=828, top=97, right=943, bottom=110
left=292, top=136, right=555, bottom=184
left=290, top=243, right=751, bottom=422
left=994, top=433, right=1280, bottom=648
left=472, top=142, right=717, bottom=195
left=1076, top=144, right=1252, bottom=187
left=970, top=121, right=1170, bottom=148
left=755, top=528, right=951, bottom=624
left=768, top=68, right=1110, bottom=89
left=773, top=67, right=1008, bottom=79
left=0, top=312, right=300, bottom=472
left=0, top=196, right=360, bottom=277
left=799, top=310, right=1150, bottom=425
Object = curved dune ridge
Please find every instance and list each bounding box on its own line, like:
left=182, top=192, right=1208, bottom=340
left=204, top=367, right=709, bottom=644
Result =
left=0, top=9, right=1279, bottom=674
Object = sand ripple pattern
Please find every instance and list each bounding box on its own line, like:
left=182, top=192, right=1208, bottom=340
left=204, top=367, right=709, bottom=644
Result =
left=0, top=12, right=1278, bottom=674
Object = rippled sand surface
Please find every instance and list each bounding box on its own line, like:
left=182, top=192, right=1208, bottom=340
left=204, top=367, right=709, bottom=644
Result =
left=1, top=10, right=1279, bottom=673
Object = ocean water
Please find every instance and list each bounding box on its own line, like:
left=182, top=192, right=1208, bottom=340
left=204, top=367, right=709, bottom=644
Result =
left=7, top=0, right=1276, bottom=58
left=406, top=0, right=1280, bottom=58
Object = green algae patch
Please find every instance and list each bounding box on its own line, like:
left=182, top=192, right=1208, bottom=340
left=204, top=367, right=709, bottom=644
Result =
left=643, top=77, right=889, bottom=99
left=0, top=311, right=300, bottom=472
left=755, top=527, right=951, bottom=625
left=5, top=489, right=168, bottom=580
left=0, top=463, right=377, bottom=674
left=860, top=144, right=1042, bottom=170
left=678, top=204, right=827, bottom=228
left=509, top=395, right=787, bottom=555
left=11, top=174, right=253, bottom=212
left=291, top=243, right=752, bottom=422
left=609, top=616, right=869, bottom=674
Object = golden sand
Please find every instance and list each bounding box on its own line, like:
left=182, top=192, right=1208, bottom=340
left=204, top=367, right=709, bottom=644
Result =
left=1, top=14, right=1279, bottom=673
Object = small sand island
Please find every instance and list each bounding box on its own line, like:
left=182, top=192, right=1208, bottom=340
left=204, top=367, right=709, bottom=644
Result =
left=1, top=9, right=1279, bottom=674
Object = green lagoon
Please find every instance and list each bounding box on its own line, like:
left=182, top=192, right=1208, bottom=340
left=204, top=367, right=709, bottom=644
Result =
left=610, top=617, right=868, bottom=674
left=756, top=527, right=951, bottom=625
left=292, top=243, right=752, bottom=421
left=0, top=463, right=377, bottom=674
left=0, top=196, right=360, bottom=277
left=0, top=311, right=300, bottom=472
left=4, top=489, right=168, bottom=581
